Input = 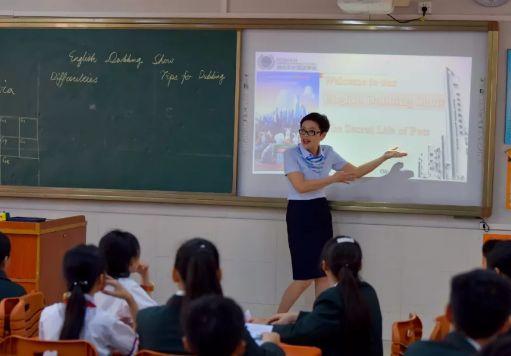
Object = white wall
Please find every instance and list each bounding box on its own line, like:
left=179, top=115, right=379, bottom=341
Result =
left=1, top=0, right=511, bottom=341
left=3, top=0, right=511, bottom=18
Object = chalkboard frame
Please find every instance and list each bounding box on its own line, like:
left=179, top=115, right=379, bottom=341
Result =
left=0, top=18, right=498, bottom=218
left=0, top=19, right=242, bottom=196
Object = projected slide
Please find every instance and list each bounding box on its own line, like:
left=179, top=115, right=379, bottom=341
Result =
left=253, top=52, right=472, bottom=182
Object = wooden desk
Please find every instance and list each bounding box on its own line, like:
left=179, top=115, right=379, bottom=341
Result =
left=0, top=216, right=86, bottom=304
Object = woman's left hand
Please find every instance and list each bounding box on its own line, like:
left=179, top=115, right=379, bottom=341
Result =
left=135, top=262, right=152, bottom=286
left=248, top=317, right=272, bottom=324
left=135, top=262, right=149, bottom=278
left=383, top=147, right=407, bottom=160
left=262, top=332, right=281, bottom=344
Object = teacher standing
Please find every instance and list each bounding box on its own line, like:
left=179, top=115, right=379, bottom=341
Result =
left=278, top=112, right=406, bottom=313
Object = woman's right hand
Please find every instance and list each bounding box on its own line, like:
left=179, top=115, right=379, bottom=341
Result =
left=102, top=276, right=139, bottom=329
left=331, top=171, right=357, bottom=184
left=268, top=312, right=299, bottom=325
left=102, top=276, right=134, bottom=302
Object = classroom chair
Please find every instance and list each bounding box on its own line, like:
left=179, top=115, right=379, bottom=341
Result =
left=1, top=292, right=45, bottom=338
left=0, top=335, right=97, bottom=356
left=279, top=343, right=322, bottom=356
left=391, top=313, right=423, bottom=356
left=136, top=345, right=321, bottom=356
left=136, top=350, right=181, bottom=356
left=0, top=297, right=20, bottom=338
left=429, top=314, right=451, bottom=341
left=136, top=351, right=168, bottom=356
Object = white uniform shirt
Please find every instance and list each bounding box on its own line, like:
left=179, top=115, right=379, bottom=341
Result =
left=39, top=295, right=138, bottom=356
left=94, top=277, right=158, bottom=322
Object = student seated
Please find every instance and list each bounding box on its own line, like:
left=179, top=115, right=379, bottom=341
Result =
left=487, top=241, right=511, bottom=278
left=183, top=295, right=252, bottom=356
left=39, top=244, right=138, bottom=356
left=136, top=238, right=284, bottom=355
left=95, top=230, right=157, bottom=323
left=405, top=269, right=511, bottom=356
left=479, top=335, right=511, bottom=356
left=269, top=236, right=383, bottom=356
left=483, top=239, right=503, bottom=268
left=0, top=232, right=25, bottom=301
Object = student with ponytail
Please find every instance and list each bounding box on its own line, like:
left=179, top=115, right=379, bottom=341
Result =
left=136, top=238, right=284, bottom=356
left=174, top=237, right=223, bottom=303
left=39, top=244, right=138, bottom=356
left=270, top=236, right=383, bottom=356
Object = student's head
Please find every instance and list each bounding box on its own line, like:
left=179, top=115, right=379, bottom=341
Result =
left=448, top=269, right=511, bottom=341
left=99, top=230, right=140, bottom=279
left=321, top=236, right=370, bottom=356
left=479, top=335, right=511, bottom=356
left=60, top=244, right=106, bottom=340
left=299, top=113, right=329, bottom=152
left=173, top=238, right=222, bottom=301
left=183, top=295, right=246, bottom=356
left=483, top=240, right=502, bottom=268
left=487, top=241, right=511, bottom=278
left=321, top=236, right=362, bottom=284
left=0, top=232, right=11, bottom=269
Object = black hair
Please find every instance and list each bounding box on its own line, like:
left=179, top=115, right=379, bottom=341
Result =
left=174, top=238, right=222, bottom=303
left=300, top=112, right=330, bottom=133
left=60, top=244, right=106, bottom=340
left=0, top=231, right=11, bottom=267
left=450, top=269, right=511, bottom=339
left=483, top=240, right=502, bottom=258
left=479, top=335, right=511, bottom=356
left=183, top=295, right=245, bottom=356
left=321, top=236, right=371, bottom=356
left=487, top=241, right=511, bottom=278
left=99, top=230, right=140, bottom=279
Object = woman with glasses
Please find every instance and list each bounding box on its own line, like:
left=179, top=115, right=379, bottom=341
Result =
left=278, top=112, right=406, bottom=313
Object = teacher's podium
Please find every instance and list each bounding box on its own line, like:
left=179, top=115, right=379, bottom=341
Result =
left=0, top=215, right=86, bottom=304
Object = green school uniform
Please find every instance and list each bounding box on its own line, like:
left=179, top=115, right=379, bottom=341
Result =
left=136, top=295, right=284, bottom=356
left=273, top=282, right=383, bottom=356
left=0, top=270, right=25, bottom=301
left=404, top=331, right=478, bottom=356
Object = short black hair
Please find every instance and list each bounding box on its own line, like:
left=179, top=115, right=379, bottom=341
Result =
left=300, top=112, right=330, bottom=133
left=479, top=335, right=511, bottom=356
left=0, top=231, right=10, bottom=264
left=98, top=230, right=140, bottom=279
left=450, top=269, right=511, bottom=339
left=183, top=295, right=245, bottom=356
left=487, top=241, right=511, bottom=278
left=484, top=240, right=502, bottom=258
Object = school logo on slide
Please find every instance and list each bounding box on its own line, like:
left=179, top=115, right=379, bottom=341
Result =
left=257, top=54, right=275, bottom=70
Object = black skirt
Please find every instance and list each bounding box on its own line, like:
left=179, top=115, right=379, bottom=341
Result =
left=286, top=198, right=333, bottom=280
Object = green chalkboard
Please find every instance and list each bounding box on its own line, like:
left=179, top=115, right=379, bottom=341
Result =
left=0, top=28, right=237, bottom=193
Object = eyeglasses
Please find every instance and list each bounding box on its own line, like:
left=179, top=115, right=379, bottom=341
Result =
left=298, top=129, right=322, bottom=136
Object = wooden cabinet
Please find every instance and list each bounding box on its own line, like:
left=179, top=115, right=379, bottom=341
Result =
left=0, top=216, right=86, bottom=304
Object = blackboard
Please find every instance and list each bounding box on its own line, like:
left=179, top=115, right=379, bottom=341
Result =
left=0, top=28, right=238, bottom=193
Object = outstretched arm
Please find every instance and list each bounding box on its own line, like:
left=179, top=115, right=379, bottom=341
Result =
left=342, top=148, right=407, bottom=178
left=287, top=170, right=356, bottom=194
